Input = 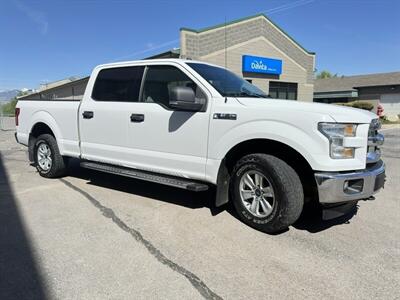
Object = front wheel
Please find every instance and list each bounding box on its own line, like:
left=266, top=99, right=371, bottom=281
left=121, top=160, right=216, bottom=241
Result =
left=231, top=154, right=304, bottom=233
left=34, top=134, right=67, bottom=178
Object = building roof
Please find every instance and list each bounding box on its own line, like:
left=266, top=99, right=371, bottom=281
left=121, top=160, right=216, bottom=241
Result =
left=180, top=13, right=315, bottom=55
left=39, top=76, right=81, bottom=91
left=315, top=72, right=400, bottom=93
left=18, top=76, right=90, bottom=100
left=145, top=48, right=180, bottom=59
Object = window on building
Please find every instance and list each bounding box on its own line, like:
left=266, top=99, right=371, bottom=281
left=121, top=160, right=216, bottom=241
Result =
left=269, top=81, right=298, bottom=100
left=142, top=65, right=206, bottom=108
left=92, top=66, right=145, bottom=102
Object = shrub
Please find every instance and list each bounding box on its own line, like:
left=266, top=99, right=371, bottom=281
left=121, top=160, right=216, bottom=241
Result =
left=335, top=101, right=374, bottom=111
left=1, top=99, right=18, bottom=116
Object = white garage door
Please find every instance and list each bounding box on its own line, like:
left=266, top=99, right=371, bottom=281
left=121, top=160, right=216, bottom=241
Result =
left=381, top=94, right=400, bottom=117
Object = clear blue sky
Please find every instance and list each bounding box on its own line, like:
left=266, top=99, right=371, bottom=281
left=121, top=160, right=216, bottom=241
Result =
left=1, top=0, right=399, bottom=90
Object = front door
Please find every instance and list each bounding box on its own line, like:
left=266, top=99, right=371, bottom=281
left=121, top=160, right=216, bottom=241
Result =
left=126, top=64, right=211, bottom=180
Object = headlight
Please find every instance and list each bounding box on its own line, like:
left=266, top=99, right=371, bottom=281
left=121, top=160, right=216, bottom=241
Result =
left=318, top=123, right=357, bottom=159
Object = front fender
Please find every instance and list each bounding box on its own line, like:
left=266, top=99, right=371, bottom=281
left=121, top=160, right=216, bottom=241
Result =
left=209, top=120, right=324, bottom=170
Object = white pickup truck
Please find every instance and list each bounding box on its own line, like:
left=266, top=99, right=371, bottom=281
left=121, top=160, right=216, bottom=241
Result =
left=15, top=59, right=385, bottom=233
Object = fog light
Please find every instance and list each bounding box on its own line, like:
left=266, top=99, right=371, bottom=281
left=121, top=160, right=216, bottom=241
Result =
left=344, top=179, right=364, bottom=194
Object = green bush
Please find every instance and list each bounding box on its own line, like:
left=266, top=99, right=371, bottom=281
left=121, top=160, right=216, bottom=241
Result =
left=335, top=101, right=374, bottom=111
left=1, top=98, right=18, bottom=116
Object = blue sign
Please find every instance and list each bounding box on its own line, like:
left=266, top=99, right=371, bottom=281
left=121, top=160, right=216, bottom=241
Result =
left=242, top=55, right=282, bottom=75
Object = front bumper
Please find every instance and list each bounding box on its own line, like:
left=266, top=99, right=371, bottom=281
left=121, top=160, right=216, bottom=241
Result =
left=315, top=160, right=385, bottom=204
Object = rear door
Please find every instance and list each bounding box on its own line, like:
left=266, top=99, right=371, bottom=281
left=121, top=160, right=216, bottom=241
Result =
left=79, top=65, right=144, bottom=165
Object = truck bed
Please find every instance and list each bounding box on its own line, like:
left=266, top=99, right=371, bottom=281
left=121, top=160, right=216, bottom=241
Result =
left=16, top=99, right=81, bottom=158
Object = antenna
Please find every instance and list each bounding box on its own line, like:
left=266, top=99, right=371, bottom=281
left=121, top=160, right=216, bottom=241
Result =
left=224, top=16, right=228, bottom=103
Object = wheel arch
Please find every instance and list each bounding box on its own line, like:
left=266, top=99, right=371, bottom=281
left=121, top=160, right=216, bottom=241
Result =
left=28, top=121, right=58, bottom=162
left=215, top=138, right=318, bottom=207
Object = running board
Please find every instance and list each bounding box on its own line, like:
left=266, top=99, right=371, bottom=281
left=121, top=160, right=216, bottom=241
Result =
left=80, top=161, right=209, bottom=192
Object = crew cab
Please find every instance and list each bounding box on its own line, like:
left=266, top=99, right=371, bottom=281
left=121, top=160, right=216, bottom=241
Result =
left=15, top=59, right=386, bottom=233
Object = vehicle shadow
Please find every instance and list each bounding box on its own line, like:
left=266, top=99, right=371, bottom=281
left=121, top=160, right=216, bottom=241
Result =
left=67, top=159, right=359, bottom=233
left=293, top=203, right=359, bottom=233
left=66, top=159, right=225, bottom=216
left=0, top=153, right=47, bottom=300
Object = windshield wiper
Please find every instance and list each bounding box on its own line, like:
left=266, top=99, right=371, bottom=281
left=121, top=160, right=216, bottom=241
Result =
left=226, top=92, right=266, bottom=98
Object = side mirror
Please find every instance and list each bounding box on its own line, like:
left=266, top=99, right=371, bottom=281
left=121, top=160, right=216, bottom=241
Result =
left=169, top=86, right=204, bottom=112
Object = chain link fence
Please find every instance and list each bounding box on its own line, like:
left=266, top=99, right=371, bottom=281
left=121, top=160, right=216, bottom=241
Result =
left=0, top=114, right=15, bottom=131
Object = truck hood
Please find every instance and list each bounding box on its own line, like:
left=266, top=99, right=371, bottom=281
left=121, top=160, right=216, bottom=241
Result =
left=235, top=98, right=377, bottom=123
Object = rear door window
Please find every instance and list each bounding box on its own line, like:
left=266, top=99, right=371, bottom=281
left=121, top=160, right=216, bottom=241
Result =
left=92, top=66, right=145, bottom=102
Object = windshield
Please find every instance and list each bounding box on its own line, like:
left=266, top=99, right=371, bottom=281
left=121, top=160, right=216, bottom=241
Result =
left=187, top=63, right=268, bottom=98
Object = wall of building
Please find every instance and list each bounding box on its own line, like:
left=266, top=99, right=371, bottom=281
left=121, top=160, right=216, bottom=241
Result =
left=358, top=85, right=400, bottom=117
left=198, top=37, right=313, bottom=101
left=180, top=15, right=315, bottom=101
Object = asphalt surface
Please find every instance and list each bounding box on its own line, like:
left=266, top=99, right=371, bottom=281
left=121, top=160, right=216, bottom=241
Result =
left=0, top=126, right=399, bottom=299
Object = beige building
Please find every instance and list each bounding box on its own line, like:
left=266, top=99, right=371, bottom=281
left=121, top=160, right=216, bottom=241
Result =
left=21, top=14, right=316, bottom=102
left=179, top=14, right=316, bottom=101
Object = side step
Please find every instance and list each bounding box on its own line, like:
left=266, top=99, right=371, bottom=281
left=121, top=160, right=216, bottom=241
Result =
left=80, top=161, right=209, bottom=192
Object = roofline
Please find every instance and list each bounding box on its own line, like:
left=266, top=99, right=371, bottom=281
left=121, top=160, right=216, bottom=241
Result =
left=145, top=48, right=181, bottom=59
left=354, top=83, right=400, bottom=89
left=315, top=71, right=400, bottom=81
left=96, top=58, right=202, bottom=69
left=18, top=76, right=90, bottom=99
left=180, top=13, right=315, bottom=55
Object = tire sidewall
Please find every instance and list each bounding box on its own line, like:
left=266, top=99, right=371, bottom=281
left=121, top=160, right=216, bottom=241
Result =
left=230, top=154, right=304, bottom=234
left=34, top=137, right=55, bottom=175
left=232, top=160, right=283, bottom=226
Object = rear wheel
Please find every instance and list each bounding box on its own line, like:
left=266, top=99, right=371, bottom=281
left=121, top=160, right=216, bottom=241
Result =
left=34, top=134, right=67, bottom=178
left=231, top=154, right=304, bottom=233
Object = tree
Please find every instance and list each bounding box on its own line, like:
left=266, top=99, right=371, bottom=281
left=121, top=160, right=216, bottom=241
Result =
left=1, top=91, right=29, bottom=115
left=316, top=70, right=338, bottom=79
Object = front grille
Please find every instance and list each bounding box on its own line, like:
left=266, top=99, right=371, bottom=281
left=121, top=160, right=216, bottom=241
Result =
left=367, top=119, right=383, bottom=164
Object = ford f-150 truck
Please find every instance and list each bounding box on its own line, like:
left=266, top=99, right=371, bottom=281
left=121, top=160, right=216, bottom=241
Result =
left=15, top=59, right=386, bottom=233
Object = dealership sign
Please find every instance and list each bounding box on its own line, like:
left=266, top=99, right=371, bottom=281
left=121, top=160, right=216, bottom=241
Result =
left=242, top=55, right=282, bottom=75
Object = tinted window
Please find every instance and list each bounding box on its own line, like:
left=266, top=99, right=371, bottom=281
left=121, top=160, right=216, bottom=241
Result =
left=188, top=63, right=267, bottom=98
left=142, top=65, right=206, bottom=108
left=92, top=66, right=144, bottom=102
left=269, top=81, right=298, bottom=100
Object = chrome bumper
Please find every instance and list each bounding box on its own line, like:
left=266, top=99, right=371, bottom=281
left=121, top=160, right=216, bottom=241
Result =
left=315, top=160, right=385, bottom=204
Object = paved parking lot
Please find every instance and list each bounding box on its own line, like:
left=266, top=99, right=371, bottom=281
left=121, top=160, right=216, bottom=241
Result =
left=1, top=127, right=399, bottom=300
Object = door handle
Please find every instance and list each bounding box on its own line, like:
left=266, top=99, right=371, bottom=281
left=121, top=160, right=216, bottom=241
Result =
left=130, top=114, right=144, bottom=123
left=82, top=111, right=94, bottom=119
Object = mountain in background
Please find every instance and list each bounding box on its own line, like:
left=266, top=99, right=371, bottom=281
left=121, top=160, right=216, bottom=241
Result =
left=0, top=89, right=20, bottom=102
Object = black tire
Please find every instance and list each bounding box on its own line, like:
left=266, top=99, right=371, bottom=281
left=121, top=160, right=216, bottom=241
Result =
left=34, top=134, right=67, bottom=178
left=230, top=154, right=303, bottom=233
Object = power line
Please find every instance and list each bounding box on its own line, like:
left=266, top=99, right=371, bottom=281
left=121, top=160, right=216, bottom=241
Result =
left=262, top=0, right=316, bottom=15
left=111, top=39, right=179, bottom=62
